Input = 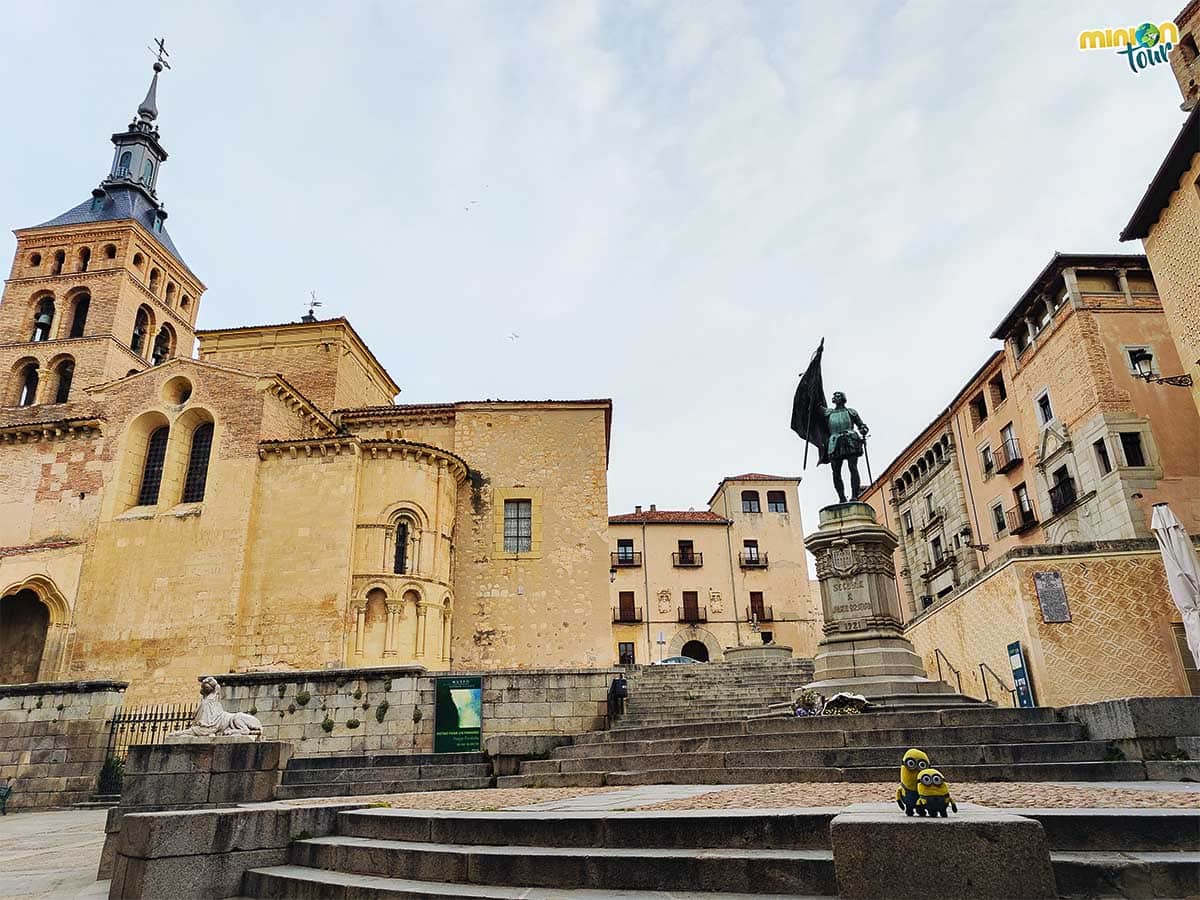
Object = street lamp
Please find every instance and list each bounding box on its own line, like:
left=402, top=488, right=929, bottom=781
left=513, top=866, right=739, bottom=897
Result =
left=1130, top=348, right=1194, bottom=387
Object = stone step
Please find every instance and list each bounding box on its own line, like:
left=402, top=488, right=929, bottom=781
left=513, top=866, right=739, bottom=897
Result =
left=1051, top=850, right=1200, bottom=898
left=575, top=705, right=1063, bottom=745
left=287, top=752, right=487, bottom=771
left=275, top=775, right=493, bottom=800
left=283, top=763, right=492, bottom=785
left=499, top=760, right=1152, bottom=789
left=336, top=807, right=836, bottom=848
left=527, top=741, right=1116, bottom=776
left=552, top=722, right=1087, bottom=759
left=243, top=865, right=829, bottom=899
left=286, top=835, right=838, bottom=895
left=1022, top=809, right=1200, bottom=852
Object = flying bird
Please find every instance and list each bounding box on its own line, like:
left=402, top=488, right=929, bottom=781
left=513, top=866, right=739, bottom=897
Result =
left=507, top=332, right=520, bottom=342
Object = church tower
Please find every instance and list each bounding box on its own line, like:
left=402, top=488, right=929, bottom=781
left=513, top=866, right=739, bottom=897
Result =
left=0, top=55, right=204, bottom=412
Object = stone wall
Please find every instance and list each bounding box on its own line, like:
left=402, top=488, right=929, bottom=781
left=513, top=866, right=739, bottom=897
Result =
left=0, top=679, right=125, bottom=809
left=214, top=665, right=619, bottom=756
left=905, top=540, right=1192, bottom=707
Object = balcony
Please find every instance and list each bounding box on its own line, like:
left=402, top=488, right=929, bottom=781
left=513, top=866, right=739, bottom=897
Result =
left=611, top=551, right=642, bottom=568
left=995, top=438, right=1023, bottom=473
left=739, top=551, right=769, bottom=568
left=1005, top=504, right=1039, bottom=535
left=612, top=606, right=644, bottom=624
left=746, top=605, right=774, bottom=622
left=921, top=552, right=956, bottom=580
left=672, top=552, right=703, bottom=568
left=678, top=605, right=707, bottom=623
left=1048, top=478, right=1078, bottom=515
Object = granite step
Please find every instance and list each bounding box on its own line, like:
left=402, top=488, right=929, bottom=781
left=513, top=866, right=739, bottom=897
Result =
left=551, top=722, right=1088, bottom=759
left=283, top=763, right=492, bottom=785
left=275, top=775, right=494, bottom=800
left=286, top=835, right=838, bottom=895
left=243, top=866, right=830, bottom=899
left=1051, top=850, right=1200, bottom=898
left=287, top=752, right=487, bottom=771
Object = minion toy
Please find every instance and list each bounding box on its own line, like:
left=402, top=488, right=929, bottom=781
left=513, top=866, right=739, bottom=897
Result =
left=915, top=768, right=958, bottom=817
left=895, top=748, right=929, bottom=816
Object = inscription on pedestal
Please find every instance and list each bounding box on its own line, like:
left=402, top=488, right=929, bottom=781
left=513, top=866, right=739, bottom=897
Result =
left=828, top=574, right=871, bottom=621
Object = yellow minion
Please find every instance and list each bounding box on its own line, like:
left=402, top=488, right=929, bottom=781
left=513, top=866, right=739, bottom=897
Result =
left=915, top=768, right=958, bottom=817
left=895, top=748, right=929, bottom=816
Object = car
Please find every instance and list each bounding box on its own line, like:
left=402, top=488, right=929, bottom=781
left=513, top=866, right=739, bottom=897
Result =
left=653, top=655, right=700, bottom=665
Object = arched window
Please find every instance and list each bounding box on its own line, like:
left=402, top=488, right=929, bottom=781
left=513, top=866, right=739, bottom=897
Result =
left=148, top=268, right=161, bottom=294
left=393, top=521, right=409, bottom=574
left=29, top=252, right=41, bottom=267
left=165, top=282, right=177, bottom=306
left=51, top=251, right=65, bottom=276
left=77, top=247, right=90, bottom=273
left=17, top=362, right=39, bottom=407
left=131, top=307, right=152, bottom=355
left=132, top=252, right=144, bottom=268
left=142, top=160, right=154, bottom=185
left=136, top=426, right=170, bottom=506
left=181, top=422, right=214, bottom=503
left=151, top=325, right=174, bottom=365
left=52, top=359, right=74, bottom=404
left=31, top=297, right=55, bottom=341
left=103, top=244, right=117, bottom=260
left=180, top=294, right=191, bottom=312
left=118, top=151, right=132, bottom=177
left=741, top=490, right=760, bottom=513
left=68, top=294, right=89, bottom=338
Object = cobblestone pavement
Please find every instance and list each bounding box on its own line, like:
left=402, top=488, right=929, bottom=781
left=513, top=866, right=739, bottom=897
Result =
left=363, top=781, right=1200, bottom=811
left=0, top=808, right=109, bottom=900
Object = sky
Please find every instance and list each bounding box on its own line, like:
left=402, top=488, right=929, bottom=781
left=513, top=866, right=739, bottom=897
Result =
left=0, top=1, right=1190, bottom=541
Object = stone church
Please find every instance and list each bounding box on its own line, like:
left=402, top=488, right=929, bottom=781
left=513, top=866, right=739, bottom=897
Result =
left=0, top=64, right=615, bottom=701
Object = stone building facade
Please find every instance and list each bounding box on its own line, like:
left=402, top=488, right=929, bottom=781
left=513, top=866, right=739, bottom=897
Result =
left=865, top=253, right=1200, bottom=618
left=608, top=475, right=818, bottom=665
left=0, top=64, right=614, bottom=702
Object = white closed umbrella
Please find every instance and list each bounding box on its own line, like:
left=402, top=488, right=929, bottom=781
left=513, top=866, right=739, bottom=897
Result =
left=1151, top=502, right=1200, bottom=669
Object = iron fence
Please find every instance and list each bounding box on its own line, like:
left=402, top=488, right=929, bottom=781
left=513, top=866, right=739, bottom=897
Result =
left=97, top=702, right=196, bottom=794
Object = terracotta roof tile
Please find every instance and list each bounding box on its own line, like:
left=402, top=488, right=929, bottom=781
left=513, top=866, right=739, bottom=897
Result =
left=608, top=510, right=731, bottom=525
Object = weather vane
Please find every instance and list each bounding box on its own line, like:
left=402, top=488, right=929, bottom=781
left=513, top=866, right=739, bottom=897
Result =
left=302, top=291, right=324, bottom=323
left=147, top=37, right=171, bottom=70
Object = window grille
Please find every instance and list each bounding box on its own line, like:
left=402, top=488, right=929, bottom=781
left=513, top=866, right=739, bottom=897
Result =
left=181, top=423, right=213, bottom=503
left=137, top=426, right=170, bottom=506
left=503, top=500, right=532, bottom=553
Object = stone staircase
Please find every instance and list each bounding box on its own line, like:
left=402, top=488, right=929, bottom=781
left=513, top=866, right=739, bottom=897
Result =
left=497, top=706, right=1172, bottom=788
left=617, top=658, right=815, bottom=726
left=275, top=752, right=493, bottom=800
left=242, top=804, right=1200, bottom=898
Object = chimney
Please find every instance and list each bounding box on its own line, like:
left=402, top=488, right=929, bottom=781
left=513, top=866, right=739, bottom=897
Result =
left=634, top=505, right=642, bottom=514
left=650, top=504, right=657, bottom=512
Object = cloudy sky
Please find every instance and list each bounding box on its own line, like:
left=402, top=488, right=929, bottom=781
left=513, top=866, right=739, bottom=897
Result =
left=0, top=1, right=1189, bottom=537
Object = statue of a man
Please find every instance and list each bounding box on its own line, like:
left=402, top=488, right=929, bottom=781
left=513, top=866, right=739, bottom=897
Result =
left=822, top=391, right=869, bottom=503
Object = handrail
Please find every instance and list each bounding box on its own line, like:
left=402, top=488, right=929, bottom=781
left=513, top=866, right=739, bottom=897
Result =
left=933, top=648, right=963, bottom=694
left=979, top=661, right=1016, bottom=707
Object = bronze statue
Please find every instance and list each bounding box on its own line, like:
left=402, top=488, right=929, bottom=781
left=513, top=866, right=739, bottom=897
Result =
left=822, top=391, right=869, bottom=502
left=790, top=341, right=872, bottom=503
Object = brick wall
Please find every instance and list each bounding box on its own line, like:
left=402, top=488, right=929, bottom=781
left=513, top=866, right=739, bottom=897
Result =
left=0, top=680, right=126, bottom=809
left=905, top=540, right=1192, bottom=707
left=214, top=665, right=618, bottom=756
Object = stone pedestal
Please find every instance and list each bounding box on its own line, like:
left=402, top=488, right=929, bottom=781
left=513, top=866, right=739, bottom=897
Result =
left=805, top=503, right=956, bottom=701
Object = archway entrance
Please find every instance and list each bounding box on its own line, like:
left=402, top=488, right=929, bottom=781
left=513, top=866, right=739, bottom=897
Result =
left=681, top=640, right=710, bottom=663
left=0, top=589, right=49, bottom=683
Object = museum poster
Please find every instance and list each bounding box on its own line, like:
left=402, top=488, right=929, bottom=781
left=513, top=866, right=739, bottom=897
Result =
left=1007, top=641, right=1037, bottom=708
left=434, top=676, right=483, bottom=753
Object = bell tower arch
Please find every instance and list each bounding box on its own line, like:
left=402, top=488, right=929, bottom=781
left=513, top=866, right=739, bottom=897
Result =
left=0, top=51, right=204, bottom=415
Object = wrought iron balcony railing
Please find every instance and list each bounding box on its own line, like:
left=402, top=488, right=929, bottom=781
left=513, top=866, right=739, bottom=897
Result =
left=678, top=605, right=707, bottom=623
left=612, top=606, right=644, bottom=624
left=738, top=551, right=768, bottom=568
left=746, top=605, right=774, bottom=622
left=672, top=552, right=703, bottom=567
left=611, top=551, right=642, bottom=568
left=1048, top=478, right=1078, bottom=515
left=1005, top=504, right=1038, bottom=534
left=995, top=438, right=1023, bottom=473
